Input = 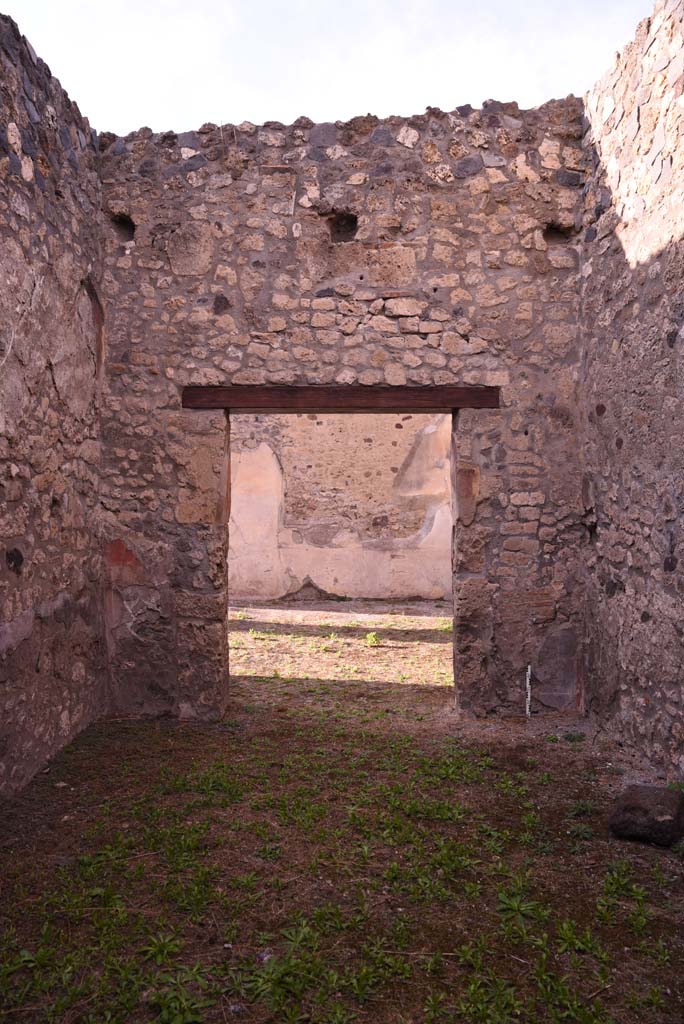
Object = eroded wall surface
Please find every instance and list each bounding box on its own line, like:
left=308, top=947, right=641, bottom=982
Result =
left=228, top=413, right=453, bottom=600
left=6, top=2, right=682, bottom=791
left=581, top=0, right=684, bottom=769
left=98, top=97, right=587, bottom=716
left=0, top=18, right=104, bottom=793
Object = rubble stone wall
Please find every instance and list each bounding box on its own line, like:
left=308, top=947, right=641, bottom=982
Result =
left=581, top=0, right=684, bottom=770
left=7, top=1, right=684, bottom=793
left=98, top=96, right=587, bottom=717
left=229, top=412, right=453, bottom=600
left=0, top=17, right=104, bottom=793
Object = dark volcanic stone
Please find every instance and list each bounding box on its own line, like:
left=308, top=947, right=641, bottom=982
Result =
left=24, top=97, right=40, bottom=124
left=557, top=167, right=582, bottom=187
left=138, top=159, right=158, bottom=177
left=182, top=154, right=207, bottom=172
left=370, top=126, right=395, bottom=146
left=177, top=131, right=200, bottom=150
left=309, top=123, right=337, bottom=148
left=21, top=68, right=34, bottom=99
left=212, top=293, right=231, bottom=315
left=370, top=162, right=393, bottom=178
left=20, top=129, right=37, bottom=157
left=453, top=154, right=483, bottom=178
left=609, top=785, right=684, bottom=847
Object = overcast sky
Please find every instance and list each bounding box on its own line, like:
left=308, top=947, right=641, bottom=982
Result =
left=5, top=0, right=653, bottom=135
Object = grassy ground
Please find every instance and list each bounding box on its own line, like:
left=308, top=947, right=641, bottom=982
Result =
left=0, top=603, right=682, bottom=1023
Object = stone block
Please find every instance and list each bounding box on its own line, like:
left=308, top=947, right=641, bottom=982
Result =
left=609, top=786, right=684, bottom=847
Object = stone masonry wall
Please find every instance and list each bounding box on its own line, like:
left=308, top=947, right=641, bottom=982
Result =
left=581, top=0, right=684, bottom=770
left=229, top=412, right=453, bottom=600
left=0, top=18, right=104, bottom=793
left=10, top=4, right=682, bottom=791
left=98, top=97, right=587, bottom=717
left=232, top=413, right=441, bottom=541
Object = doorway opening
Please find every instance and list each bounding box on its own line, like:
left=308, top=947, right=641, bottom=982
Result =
left=228, top=411, right=454, bottom=719
left=181, top=383, right=500, bottom=716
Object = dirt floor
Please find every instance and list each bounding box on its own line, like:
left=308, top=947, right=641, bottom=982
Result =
left=1, top=601, right=683, bottom=1023
left=229, top=599, right=456, bottom=722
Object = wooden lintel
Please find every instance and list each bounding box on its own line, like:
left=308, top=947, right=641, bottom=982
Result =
left=181, top=384, right=500, bottom=414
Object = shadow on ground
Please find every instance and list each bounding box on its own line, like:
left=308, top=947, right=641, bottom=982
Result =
left=229, top=618, right=454, bottom=644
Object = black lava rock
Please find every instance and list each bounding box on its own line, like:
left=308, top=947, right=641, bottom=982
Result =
left=609, top=784, right=684, bottom=847
left=453, top=154, right=483, bottom=178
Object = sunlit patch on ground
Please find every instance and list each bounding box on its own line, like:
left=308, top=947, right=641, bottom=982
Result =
left=229, top=600, right=455, bottom=723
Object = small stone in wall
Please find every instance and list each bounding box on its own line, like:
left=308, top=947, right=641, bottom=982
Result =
left=7, top=121, right=21, bottom=154
left=428, top=163, right=455, bottom=184
left=609, top=785, right=684, bottom=847
left=453, top=154, right=483, bottom=178
left=5, top=547, right=24, bottom=575
left=212, top=294, right=231, bottom=315
left=513, top=153, right=539, bottom=182
left=397, top=126, right=419, bottom=149
left=384, top=362, right=406, bottom=385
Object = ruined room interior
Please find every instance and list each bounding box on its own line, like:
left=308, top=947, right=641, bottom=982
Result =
left=1, top=0, right=684, bottom=1018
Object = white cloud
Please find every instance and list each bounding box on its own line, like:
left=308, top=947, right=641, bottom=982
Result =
left=4, top=0, right=653, bottom=134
